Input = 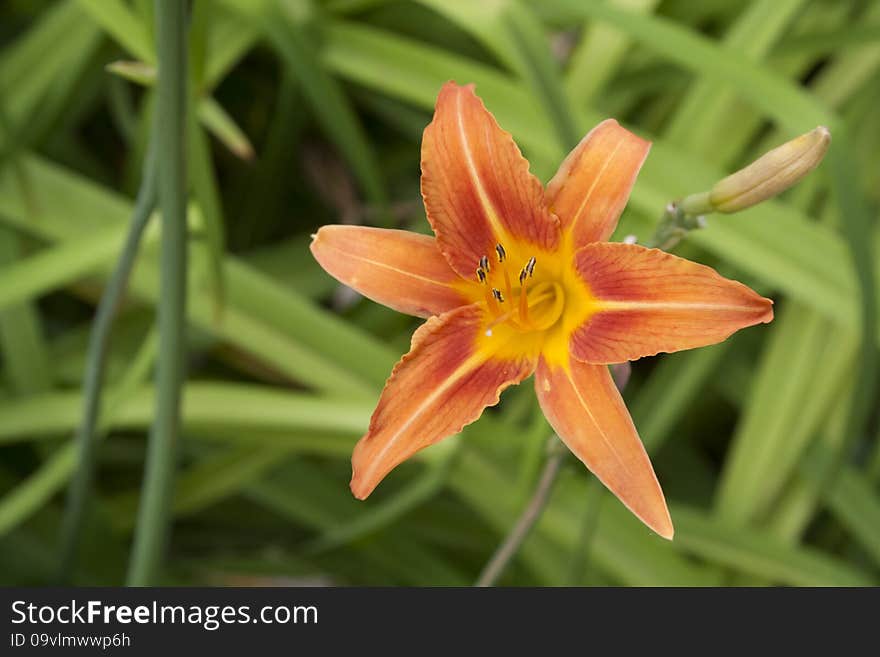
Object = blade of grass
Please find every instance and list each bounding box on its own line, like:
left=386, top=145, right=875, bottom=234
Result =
left=758, top=385, right=850, bottom=545
left=500, top=0, right=582, bottom=148
left=671, top=505, right=875, bottom=586
left=543, top=0, right=833, bottom=129
left=629, top=342, right=731, bottom=453
left=0, top=1, right=101, bottom=126
left=0, top=383, right=372, bottom=444
left=74, top=0, right=154, bottom=63
left=800, top=441, right=880, bottom=568
left=57, top=138, right=157, bottom=577
left=417, top=0, right=579, bottom=148
left=564, top=0, right=660, bottom=106
left=716, top=305, right=856, bottom=526
left=187, top=106, right=226, bottom=317
left=226, top=0, right=389, bottom=223
left=0, top=228, right=51, bottom=396
left=825, top=125, right=878, bottom=494
left=0, top=224, right=146, bottom=313
left=664, top=0, right=806, bottom=155
left=127, top=0, right=188, bottom=586
left=197, top=97, right=255, bottom=161
left=305, top=443, right=460, bottom=554
left=246, top=465, right=470, bottom=586
left=107, top=444, right=291, bottom=531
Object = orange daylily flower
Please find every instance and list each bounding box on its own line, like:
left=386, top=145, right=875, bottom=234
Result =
left=311, top=82, right=773, bottom=539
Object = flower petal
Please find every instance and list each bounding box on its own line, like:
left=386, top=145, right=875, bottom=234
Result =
left=420, top=82, right=560, bottom=278
left=572, top=242, right=773, bottom=363
left=351, top=304, right=535, bottom=499
left=545, top=119, right=650, bottom=247
left=310, top=225, right=468, bottom=318
left=535, top=356, right=672, bottom=539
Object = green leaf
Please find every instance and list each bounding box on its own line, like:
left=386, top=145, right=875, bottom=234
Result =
left=564, top=0, right=661, bottom=106
left=800, top=444, right=880, bottom=568
left=234, top=0, right=390, bottom=221
left=74, top=0, right=154, bottom=63
left=0, top=383, right=372, bottom=444
left=197, top=97, right=255, bottom=161
left=715, top=304, right=856, bottom=526
left=0, top=225, right=133, bottom=312
left=672, top=505, right=875, bottom=586
left=0, top=154, right=396, bottom=396
left=664, top=0, right=807, bottom=156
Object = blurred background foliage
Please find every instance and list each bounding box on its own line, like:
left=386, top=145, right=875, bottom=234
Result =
left=0, top=0, right=878, bottom=586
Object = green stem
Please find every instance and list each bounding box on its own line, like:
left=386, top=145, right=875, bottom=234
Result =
left=127, top=0, right=188, bottom=586
left=57, top=139, right=157, bottom=581
left=475, top=438, right=566, bottom=587
left=647, top=201, right=707, bottom=250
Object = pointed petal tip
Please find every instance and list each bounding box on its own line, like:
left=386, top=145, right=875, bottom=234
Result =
left=761, top=298, right=775, bottom=323
left=437, top=80, right=474, bottom=101
left=308, top=226, right=327, bottom=253
left=751, top=292, right=774, bottom=325
left=657, top=523, right=674, bottom=541
left=309, top=224, right=466, bottom=317
left=625, top=484, right=674, bottom=540
left=546, top=119, right=651, bottom=246
left=649, top=510, right=674, bottom=540
left=350, top=434, right=378, bottom=500
left=570, top=243, right=777, bottom=363
left=628, top=490, right=673, bottom=539
left=349, top=475, right=372, bottom=501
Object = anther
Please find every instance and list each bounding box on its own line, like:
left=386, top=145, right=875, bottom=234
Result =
left=479, top=255, right=490, bottom=272
left=495, top=244, right=506, bottom=262
left=525, top=256, right=536, bottom=277
left=476, top=267, right=487, bottom=283
left=519, top=269, right=528, bottom=286
left=492, top=288, right=504, bottom=303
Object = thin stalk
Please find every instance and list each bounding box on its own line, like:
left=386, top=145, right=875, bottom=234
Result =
left=57, top=139, right=157, bottom=581
left=475, top=439, right=565, bottom=587
left=127, top=0, right=188, bottom=586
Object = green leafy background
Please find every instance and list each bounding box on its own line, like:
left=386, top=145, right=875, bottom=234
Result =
left=0, top=0, right=878, bottom=586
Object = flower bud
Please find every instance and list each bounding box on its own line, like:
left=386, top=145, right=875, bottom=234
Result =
left=708, top=126, right=831, bottom=213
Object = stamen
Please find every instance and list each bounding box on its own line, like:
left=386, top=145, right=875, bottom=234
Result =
left=492, top=288, right=504, bottom=303
left=503, top=269, right=513, bottom=303
left=495, top=244, right=506, bottom=262
left=476, top=267, right=487, bottom=283
left=518, top=268, right=528, bottom=286
left=484, top=286, right=500, bottom=315
left=479, top=255, right=490, bottom=272
left=519, top=282, right=530, bottom=325
left=525, top=256, right=536, bottom=278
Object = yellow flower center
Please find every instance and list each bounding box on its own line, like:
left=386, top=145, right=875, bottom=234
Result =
left=464, top=240, right=596, bottom=367
left=484, top=279, right=566, bottom=334
left=472, top=243, right=566, bottom=336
